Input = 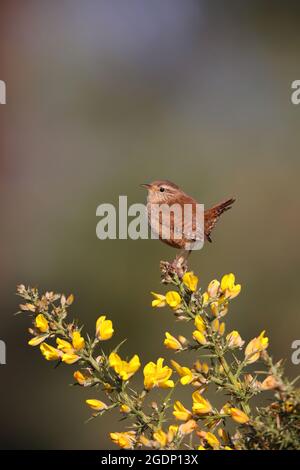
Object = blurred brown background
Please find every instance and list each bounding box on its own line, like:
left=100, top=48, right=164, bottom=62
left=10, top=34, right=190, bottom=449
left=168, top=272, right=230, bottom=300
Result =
left=0, top=0, right=300, bottom=449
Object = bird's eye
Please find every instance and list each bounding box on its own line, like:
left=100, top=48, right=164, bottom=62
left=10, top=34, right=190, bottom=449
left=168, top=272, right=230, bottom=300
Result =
left=160, top=187, right=165, bottom=192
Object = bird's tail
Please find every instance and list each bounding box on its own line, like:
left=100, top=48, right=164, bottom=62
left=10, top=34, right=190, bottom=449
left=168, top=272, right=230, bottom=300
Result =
left=204, top=197, right=235, bottom=242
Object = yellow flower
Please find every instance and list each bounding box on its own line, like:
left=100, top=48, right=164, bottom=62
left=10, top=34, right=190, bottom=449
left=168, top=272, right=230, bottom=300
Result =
left=35, top=314, right=49, bottom=333
left=40, top=343, right=61, bottom=361
left=74, top=370, right=90, bottom=385
left=220, top=273, right=241, bottom=299
left=211, top=318, right=219, bottom=332
left=171, top=360, right=194, bottom=385
left=72, top=331, right=85, bottom=350
left=56, top=335, right=81, bottom=364
left=220, top=402, right=232, bottom=415
left=144, top=358, right=174, bottom=390
left=86, top=399, right=108, bottom=411
left=179, top=419, right=197, bottom=435
left=120, top=404, right=131, bottom=413
left=153, top=429, right=168, bottom=448
left=204, top=432, right=220, bottom=449
left=230, top=408, right=250, bottom=424
left=96, top=315, right=114, bottom=341
left=194, top=360, right=209, bottom=375
left=219, top=322, right=225, bottom=336
left=151, top=292, right=167, bottom=308
left=164, top=332, right=183, bottom=351
left=193, top=330, right=207, bottom=345
left=168, top=425, right=179, bottom=442
left=28, top=333, right=49, bottom=346
left=109, top=352, right=141, bottom=381
left=198, top=445, right=206, bottom=450
left=56, top=337, right=73, bottom=353
left=202, top=292, right=209, bottom=306
left=226, top=330, right=244, bottom=349
left=193, top=315, right=207, bottom=345
left=211, top=299, right=229, bottom=318
left=245, top=331, right=269, bottom=364
left=218, top=428, right=230, bottom=445
left=192, top=391, right=212, bottom=415
left=182, top=272, right=198, bottom=292
left=207, top=279, right=220, bottom=298
left=62, top=353, right=80, bottom=364
left=165, top=291, right=181, bottom=309
left=173, top=401, right=192, bottom=421
left=110, top=431, right=136, bottom=449
left=194, top=315, right=206, bottom=333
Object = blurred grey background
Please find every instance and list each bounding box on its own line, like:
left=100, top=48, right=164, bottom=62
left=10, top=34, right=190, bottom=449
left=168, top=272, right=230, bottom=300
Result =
left=0, top=0, right=300, bottom=449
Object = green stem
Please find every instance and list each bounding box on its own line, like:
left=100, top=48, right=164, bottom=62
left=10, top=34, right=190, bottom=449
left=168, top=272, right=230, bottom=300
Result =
left=218, top=354, right=251, bottom=415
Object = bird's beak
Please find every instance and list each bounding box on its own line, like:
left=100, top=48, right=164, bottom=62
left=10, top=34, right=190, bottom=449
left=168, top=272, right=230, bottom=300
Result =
left=140, top=183, right=151, bottom=189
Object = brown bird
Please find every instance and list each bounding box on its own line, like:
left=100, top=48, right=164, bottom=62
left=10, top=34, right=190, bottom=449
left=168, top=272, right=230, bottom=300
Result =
left=141, top=180, right=235, bottom=267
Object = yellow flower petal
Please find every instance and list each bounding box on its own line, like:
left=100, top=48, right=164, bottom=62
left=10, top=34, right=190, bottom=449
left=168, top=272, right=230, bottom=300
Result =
left=144, top=358, right=174, bottom=390
left=62, top=353, right=80, bottom=364
left=245, top=331, right=269, bottom=364
left=35, top=314, right=49, bottom=333
left=171, top=360, right=194, bottom=385
left=96, top=315, right=114, bottom=341
left=202, top=292, right=209, bottom=306
left=28, top=334, right=49, bottom=346
left=153, top=429, right=168, bottom=448
left=56, top=337, right=73, bottom=353
left=72, top=331, right=85, bottom=350
left=164, top=332, right=183, bottom=351
left=194, top=315, right=206, bottom=333
left=211, top=318, right=220, bottom=332
left=219, top=322, right=225, bottom=336
left=204, top=432, right=220, bottom=449
left=182, top=272, right=198, bottom=292
left=109, top=352, right=140, bottom=380
left=74, top=370, right=89, bottom=385
left=86, top=399, right=107, bottom=411
left=173, top=401, right=192, bottom=421
left=193, top=330, right=207, bottom=345
left=120, top=404, right=130, bottom=413
left=221, top=273, right=241, bottom=299
left=192, top=391, right=212, bottom=414
left=110, top=432, right=136, bottom=449
left=40, top=343, right=61, bottom=361
left=151, top=292, right=166, bottom=308
left=226, top=330, right=244, bottom=349
left=165, top=291, right=181, bottom=309
left=221, top=273, right=235, bottom=291
left=230, top=408, right=250, bottom=424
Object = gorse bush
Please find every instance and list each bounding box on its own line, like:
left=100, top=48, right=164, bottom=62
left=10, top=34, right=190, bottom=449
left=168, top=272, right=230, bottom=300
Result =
left=17, top=261, right=300, bottom=450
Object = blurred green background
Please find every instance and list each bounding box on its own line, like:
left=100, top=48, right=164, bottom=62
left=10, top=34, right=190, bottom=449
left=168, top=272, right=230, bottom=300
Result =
left=0, top=0, right=300, bottom=449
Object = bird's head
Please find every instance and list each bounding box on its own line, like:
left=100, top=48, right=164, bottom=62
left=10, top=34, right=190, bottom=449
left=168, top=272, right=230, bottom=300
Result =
left=140, top=180, right=180, bottom=203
